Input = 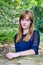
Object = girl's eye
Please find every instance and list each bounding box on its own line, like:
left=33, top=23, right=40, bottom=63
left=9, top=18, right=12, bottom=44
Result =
left=21, top=19, right=30, bottom=22
left=26, top=20, right=28, bottom=21
left=25, top=19, right=29, bottom=21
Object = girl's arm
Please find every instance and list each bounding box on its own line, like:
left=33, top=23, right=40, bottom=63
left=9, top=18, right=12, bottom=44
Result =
left=18, top=49, right=35, bottom=56
left=6, top=49, right=35, bottom=59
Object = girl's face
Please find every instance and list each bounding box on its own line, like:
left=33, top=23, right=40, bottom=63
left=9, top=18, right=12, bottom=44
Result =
left=21, top=16, right=31, bottom=29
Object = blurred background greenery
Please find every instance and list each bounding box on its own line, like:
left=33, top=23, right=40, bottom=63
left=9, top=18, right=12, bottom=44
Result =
left=0, top=0, right=43, bottom=44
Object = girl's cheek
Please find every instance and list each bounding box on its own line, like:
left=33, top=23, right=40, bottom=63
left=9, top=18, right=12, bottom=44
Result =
left=28, top=21, right=31, bottom=25
left=21, top=21, right=31, bottom=26
left=21, top=21, right=24, bottom=25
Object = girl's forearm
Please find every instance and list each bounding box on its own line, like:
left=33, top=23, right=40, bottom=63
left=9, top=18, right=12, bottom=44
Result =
left=13, top=49, right=35, bottom=58
left=18, top=49, right=35, bottom=57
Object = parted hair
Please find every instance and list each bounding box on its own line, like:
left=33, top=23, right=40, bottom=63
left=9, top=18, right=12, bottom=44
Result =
left=16, top=10, right=34, bottom=43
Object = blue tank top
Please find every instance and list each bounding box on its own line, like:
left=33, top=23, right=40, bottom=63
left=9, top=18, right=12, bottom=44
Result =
left=14, top=30, right=40, bottom=55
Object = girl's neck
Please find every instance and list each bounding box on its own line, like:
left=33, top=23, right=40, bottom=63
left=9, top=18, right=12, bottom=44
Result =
left=23, top=28, right=29, bottom=35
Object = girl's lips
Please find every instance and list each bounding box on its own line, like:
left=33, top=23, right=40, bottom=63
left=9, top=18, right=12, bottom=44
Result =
left=22, top=24, right=27, bottom=27
left=22, top=23, right=26, bottom=26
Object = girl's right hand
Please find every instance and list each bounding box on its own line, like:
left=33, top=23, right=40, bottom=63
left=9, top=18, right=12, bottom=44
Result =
left=6, top=52, right=20, bottom=59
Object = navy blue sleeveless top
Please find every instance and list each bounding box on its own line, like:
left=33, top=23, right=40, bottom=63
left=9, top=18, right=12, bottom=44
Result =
left=14, top=30, right=40, bottom=55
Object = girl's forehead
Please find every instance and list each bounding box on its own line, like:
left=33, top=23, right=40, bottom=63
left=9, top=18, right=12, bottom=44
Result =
left=21, top=14, right=30, bottom=20
left=24, top=15, right=30, bottom=19
left=25, top=16, right=29, bottom=19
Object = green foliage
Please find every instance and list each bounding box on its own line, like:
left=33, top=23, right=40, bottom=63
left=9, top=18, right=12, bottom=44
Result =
left=0, top=0, right=43, bottom=44
left=34, top=6, right=43, bottom=33
left=0, top=27, right=17, bottom=44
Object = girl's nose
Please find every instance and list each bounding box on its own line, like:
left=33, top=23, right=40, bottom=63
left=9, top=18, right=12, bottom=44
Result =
left=23, top=22, right=26, bottom=25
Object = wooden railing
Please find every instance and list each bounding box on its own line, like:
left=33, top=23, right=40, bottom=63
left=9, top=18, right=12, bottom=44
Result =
left=0, top=43, right=43, bottom=65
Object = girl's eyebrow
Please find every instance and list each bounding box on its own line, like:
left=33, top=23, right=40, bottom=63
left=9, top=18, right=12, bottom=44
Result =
left=25, top=19, right=30, bottom=20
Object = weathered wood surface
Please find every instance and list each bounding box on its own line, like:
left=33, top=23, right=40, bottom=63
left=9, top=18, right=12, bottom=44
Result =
left=0, top=55, right=43, bottom=65
left=0, top=43, right=43, bottom=65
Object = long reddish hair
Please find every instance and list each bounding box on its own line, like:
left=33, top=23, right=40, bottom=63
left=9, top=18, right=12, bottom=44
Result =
left=16, top=10, right=34, bottom=43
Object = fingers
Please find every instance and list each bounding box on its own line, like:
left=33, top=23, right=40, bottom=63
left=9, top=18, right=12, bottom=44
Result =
left=5, top=52, right=13, bottom=59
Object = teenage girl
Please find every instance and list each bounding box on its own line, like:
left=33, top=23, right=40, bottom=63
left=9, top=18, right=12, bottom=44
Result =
left=6, top=10, right=40, bottom=59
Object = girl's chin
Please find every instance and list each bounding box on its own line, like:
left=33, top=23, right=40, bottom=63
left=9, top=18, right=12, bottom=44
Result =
left=22, top=27, right=28, bottom=29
